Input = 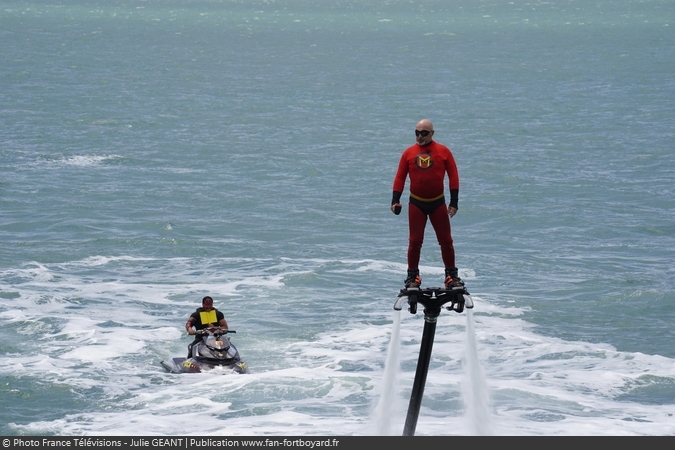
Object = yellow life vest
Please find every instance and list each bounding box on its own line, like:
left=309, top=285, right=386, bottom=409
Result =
left=199, top=309, right=218, bottom=325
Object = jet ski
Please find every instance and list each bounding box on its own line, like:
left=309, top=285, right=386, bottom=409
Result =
left=160, top=327, right=248, bottom=374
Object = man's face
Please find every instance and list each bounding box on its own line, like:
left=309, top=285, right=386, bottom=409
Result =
left=202, top=298, right=214, bottom=311
left=415, top=126, right=434, bottom=146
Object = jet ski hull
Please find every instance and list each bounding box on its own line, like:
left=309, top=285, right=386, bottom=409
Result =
left=160, top=356, right=248, bottom=374
left=160, top=328, right=248, bottom=374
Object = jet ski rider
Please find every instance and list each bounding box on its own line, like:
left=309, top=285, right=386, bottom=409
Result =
left=185, top=296, right=229, bottom=359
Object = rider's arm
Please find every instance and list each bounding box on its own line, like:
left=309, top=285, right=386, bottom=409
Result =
left=185, top=317, right=196, bottom=335
left=219, top=317, right=229, bottom=330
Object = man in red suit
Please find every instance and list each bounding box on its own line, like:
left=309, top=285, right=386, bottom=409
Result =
left=391, top=119, right=463, bottom=289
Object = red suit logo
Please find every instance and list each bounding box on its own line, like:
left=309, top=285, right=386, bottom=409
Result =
left=415, top=154, right=433, bottom=170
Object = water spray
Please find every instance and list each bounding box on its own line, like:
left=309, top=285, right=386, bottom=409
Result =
left=394, top=286, right=473, bottom=436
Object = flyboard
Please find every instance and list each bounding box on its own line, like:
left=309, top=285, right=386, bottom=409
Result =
left=394, top=281, right=473, bottom=436
left=394, top=284, right=473, bottom=314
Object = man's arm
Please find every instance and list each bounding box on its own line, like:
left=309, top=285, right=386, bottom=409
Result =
left=391, top=190, right=402, bottom=214
left=185, top=317, right=196, bottom=335
left=449, top=189, right=458, bottom=210
left=217, top=311, right=229, bottom=329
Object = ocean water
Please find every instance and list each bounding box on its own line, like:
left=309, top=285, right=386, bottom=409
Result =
left=1, top=0, right=674, bottom=436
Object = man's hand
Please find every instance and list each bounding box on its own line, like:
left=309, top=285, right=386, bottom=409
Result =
left=391, top=203, right=402, bottom=215
left=448, top=206, right=457, bottom=218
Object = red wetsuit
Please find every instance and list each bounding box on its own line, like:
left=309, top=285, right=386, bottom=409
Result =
left=392, top=140, right=460, bottom=270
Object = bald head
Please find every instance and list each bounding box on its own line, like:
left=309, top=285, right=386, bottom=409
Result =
left=417, top=119, right=434, bottom=131
left=415, top=119, right=435, bottom=146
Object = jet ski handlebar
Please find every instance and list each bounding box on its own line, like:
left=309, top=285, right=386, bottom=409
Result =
left=197, top=327, right=236, bottom=336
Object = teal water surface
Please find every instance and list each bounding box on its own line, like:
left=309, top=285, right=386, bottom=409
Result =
left=1, top=0, right=674, bottom=436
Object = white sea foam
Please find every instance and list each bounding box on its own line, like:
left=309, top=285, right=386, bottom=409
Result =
left=4, top=259, right=674, bottom=436
left=2, top=257, right=674, bottom=433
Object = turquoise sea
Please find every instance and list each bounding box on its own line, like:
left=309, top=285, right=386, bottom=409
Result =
left=1, top=0, right=674, bottom=436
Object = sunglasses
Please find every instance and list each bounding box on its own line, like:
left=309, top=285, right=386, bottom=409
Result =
left=415, top=130, right=431, bottom=137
